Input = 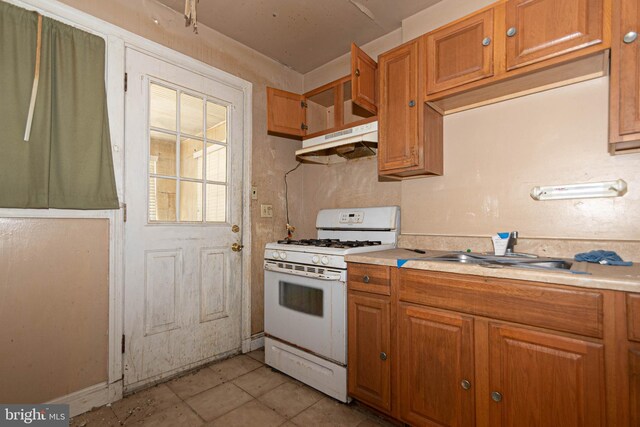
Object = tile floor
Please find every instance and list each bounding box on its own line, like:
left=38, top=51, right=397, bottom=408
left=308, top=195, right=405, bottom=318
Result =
left=70, top=349, right=395, bottom=427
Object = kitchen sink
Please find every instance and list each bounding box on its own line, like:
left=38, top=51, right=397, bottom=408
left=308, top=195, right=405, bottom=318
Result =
left=423, top=252, right=573, bottom=271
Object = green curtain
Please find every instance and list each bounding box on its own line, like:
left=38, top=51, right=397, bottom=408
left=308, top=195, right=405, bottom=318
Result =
left=0, top=2, right=119, bottom=209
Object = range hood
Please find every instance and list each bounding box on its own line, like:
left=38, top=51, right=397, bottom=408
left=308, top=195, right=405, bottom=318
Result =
left=295, top=121, right=378, bottom=164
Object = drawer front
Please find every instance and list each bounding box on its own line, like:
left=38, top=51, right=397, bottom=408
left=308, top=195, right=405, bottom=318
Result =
left=348, top=263, right=391, bottom=296
left=628, top=294, right=640, bottom=342
left=399, top=269, right=603, bottom=338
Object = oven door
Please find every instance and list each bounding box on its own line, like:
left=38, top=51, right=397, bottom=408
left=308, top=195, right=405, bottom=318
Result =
left=264, top=268, right=346, bottom=365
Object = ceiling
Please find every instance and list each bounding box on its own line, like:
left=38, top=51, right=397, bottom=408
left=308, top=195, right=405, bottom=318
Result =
left=156, top=0, right=441, bottom=73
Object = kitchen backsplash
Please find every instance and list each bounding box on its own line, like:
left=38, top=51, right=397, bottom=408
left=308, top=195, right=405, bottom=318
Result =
left=399, top=234, right=640, bottom=262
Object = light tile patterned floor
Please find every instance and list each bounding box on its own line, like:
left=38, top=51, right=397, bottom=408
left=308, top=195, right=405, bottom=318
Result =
left=70, top=349, right=396, bottom=426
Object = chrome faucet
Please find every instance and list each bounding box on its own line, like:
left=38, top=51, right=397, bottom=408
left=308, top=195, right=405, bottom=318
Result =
left=505, top=231, right=518, bottom=254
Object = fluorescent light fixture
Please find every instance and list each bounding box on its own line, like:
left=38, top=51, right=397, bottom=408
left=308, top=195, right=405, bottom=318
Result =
left=530, top=179, right=628, bottom=201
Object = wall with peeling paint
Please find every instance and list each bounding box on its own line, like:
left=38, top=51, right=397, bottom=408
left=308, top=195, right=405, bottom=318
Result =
left=299, top=0, right=640, bottom=243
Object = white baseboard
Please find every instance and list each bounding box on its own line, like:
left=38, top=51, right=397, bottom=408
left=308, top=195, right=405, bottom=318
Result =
left=48, top=380, right=123, bottom=418
left=242, top=332, right=264, bottom=353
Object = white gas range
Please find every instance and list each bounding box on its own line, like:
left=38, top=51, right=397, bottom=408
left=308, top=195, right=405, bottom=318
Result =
left=263, top=206, right=400, bottom=402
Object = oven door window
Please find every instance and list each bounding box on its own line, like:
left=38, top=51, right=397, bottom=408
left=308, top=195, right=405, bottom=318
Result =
left=279, top=281, right=323, bottom=317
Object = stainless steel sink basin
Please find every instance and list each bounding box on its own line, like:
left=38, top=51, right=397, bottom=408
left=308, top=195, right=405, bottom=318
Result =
left=423, top=252, right=573, bottom=271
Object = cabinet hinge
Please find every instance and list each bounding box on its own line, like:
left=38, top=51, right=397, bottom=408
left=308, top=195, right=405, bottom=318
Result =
left=124, top=73, right=128, bottom=92
left=301, top=123, right=308, bottom=131
left=121, top=334, right=125, bottom=353
left=122, top=203, right=127, bottom=222
left=301, top=100, right=308, bottom=108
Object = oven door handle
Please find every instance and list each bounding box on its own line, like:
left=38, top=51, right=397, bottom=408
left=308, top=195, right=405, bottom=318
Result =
left=264, top=263, right=343, bottom=281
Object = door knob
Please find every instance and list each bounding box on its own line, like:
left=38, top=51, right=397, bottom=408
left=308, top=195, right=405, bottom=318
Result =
left=231, top=243, right=244, bottom=252
left=380, top=352, right=387, bottom=361
left=408, top=100, right=416, bottom=107
left=624, top=31, right=638, bottom=44
left=491, top=391, right=503, bottom=402
left=506, top=27, right=517, bottom=37
left=461, top=379, right=471, bottom=390
left=482, top=37, right=492, bottom=46
left=355, top=68, right=361, bottom=77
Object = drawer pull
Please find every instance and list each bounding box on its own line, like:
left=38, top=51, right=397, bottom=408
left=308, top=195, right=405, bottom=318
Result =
left=506, top=27, right=517, bottom=37
left=491, top=391, right=503, bottom=402
left=482, top=37, right=491, bottom=46
left=363, top=275, right=370, bottom=283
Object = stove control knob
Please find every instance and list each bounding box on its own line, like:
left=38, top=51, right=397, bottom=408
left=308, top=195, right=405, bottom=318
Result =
left=312, top=256, right=320, bottom=264
left=280, top=251, right=287, bottom=260
left=321, top=256, right=330, bottom=265
left=272, top=251, right=280, bottom=259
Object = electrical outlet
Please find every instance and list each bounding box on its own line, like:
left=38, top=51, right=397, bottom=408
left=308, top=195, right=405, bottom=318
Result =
left=260, top=204, right=273, bottom=218
left=251, top=186, right=258, bottom=200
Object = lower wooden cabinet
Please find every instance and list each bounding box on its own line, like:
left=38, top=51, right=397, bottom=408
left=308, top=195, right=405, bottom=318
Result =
left=630, top=347, right=640, bottom=427
left=488, top=324, right=605, bottom=427
left=346, top=263, right=632, bottom=426
left=347, top=291, right=391, bottom=412
left=398, top=304, right=475, bottom=427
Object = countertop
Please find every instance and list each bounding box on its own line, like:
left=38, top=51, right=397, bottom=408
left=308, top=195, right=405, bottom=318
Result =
left=345, top=249, right=640, bottom=293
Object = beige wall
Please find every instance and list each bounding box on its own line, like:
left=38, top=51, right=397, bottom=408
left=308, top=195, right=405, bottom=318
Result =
left=56, top=0, right=305, bottom=334
left=300, top=0, right=640, bottom=244
left=0, top=219, right=109, bottom=403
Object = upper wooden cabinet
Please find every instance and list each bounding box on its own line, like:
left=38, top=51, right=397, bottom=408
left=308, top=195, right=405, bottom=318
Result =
left=378, top=38, right=443, bottom=178
left=266, top=44, right=376, bottom=140
left=505, top=0, right=606, bottom=70
left=610, top=0, right=640, bottom=153
left=351, top=43, right=378, bottom=115
left=423, top=0, right=610, bottom=114
left=426, top=8, right=495, bottom=94
left=266, top=88, right=306, bottom=138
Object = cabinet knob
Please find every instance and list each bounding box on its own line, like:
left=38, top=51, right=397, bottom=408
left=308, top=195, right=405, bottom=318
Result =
left=461, top=379, right=471, bottom=390
left=482, top=37, right=492, bottom=46
left=355, top=68, right=361, bottom=77
left=380, top=352, right=387, bottom=361
left=408, top=100, right=416, bottom=107
left=624, top=31, right=638, bottom=44
left=506, top=27, right=517, bottom=37
left=363, top=275, right=370, bottom=283
left=491, top=391, right=503, bottom=402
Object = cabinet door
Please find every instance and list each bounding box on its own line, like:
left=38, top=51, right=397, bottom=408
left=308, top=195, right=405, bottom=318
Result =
left=398, top=304, right=475, bottom=427
left=611, top=0, right=640, bottom=142
left=348, top=292, right=391, bottom=412
left=426, top=8, right=495, bottom=94
left=631, top=347, right=640, bottom=427
left=488, top=324, right=605, bottom=427
left=351, top=43, right=378, bottom=115
left=505, top=0, right=605, bottom=70
left=266, top=87, right=306, bottom=138
left=378, top=41, right=420, bottom=172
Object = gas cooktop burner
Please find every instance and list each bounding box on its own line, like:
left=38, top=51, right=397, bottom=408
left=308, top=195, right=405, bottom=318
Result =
left=276, top=238, right=382, bottom=248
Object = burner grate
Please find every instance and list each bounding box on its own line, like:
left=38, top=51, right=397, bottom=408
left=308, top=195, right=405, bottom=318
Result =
left=276, top=238, right=382, bottom=248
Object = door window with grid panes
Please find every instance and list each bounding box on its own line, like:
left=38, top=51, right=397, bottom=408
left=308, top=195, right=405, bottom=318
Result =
left=148, top=82, right=229, bottom=223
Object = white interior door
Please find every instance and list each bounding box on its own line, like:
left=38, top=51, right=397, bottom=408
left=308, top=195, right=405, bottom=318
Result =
left=123, top=48, right=244, bottom=390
